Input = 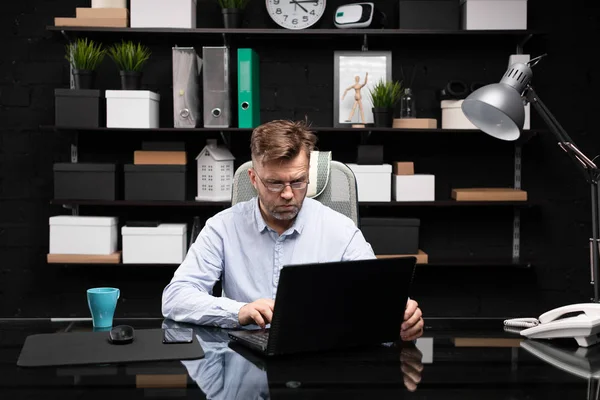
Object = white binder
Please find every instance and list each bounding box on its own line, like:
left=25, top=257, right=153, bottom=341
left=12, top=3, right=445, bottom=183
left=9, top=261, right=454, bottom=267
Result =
left=172, top=47, right=202, bottom=128
left=202, top=46, right=231, bottom=128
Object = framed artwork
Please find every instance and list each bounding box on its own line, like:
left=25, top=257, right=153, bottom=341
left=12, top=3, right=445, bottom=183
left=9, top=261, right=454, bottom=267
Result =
left=333, top=51, right=392, bottom=128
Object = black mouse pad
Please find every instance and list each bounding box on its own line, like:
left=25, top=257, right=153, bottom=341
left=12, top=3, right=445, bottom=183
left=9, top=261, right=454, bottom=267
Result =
left=17, top=328, right=204, bottom=367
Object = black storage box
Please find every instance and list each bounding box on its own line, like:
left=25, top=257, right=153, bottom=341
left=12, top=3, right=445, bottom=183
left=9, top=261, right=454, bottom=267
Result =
left=357, top=145, right=384, bottom=165
left=399, top=0, right=460, bottom=30
left=360, top=217, right=420, bottom=255
left=53, top=163, right=117, bottom=200
left=54, top=89, right=103, bottom=128
left=124, top=164, right=186, bottom=201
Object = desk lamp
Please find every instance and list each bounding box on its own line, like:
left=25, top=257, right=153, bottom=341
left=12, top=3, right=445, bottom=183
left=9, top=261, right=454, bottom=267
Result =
left=461, top=54, right=600, bottom=303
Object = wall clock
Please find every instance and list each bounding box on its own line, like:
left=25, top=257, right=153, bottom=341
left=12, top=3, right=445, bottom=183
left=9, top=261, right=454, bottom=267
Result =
left=265, top=0, right=326, bottom=30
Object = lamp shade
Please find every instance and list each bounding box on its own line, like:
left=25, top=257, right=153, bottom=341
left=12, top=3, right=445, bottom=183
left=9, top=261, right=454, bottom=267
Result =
left=461, top=62, right=533, bottom=141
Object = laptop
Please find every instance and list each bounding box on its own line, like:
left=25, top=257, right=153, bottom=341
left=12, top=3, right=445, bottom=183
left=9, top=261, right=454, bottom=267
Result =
left=228, top=256, right=417, bottom=356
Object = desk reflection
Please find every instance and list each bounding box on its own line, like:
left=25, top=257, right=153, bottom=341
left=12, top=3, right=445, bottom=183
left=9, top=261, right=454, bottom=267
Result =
left=521, top=339, right=600, bottom=400
left=162, top=319, right=424, bottom=399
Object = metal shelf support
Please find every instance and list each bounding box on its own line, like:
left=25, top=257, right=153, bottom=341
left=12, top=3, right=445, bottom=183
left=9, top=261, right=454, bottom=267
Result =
left=512, top=144, right=523, bottom=263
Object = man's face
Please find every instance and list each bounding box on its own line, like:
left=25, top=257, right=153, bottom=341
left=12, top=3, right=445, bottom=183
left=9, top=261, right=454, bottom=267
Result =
left=249, top=151, right=309, bottom=221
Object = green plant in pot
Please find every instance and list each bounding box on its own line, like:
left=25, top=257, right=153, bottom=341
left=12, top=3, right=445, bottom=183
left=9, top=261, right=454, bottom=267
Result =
left=218, top=0, right=250, bottom=29
left=108, top=41, right=151, bottom=90
left=369, top=79, right=403, bottom=128
left=65, top=38, right=106, bottom=90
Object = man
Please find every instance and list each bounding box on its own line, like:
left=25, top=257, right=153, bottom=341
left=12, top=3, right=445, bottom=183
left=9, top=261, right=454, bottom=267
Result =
left=162, top=120, right=424, bottom=341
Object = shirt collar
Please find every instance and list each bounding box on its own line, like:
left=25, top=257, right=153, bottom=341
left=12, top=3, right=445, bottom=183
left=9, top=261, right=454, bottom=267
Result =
left=253, top=197, right=268, bottom=233
left=252, top=196, right=308, bottom=235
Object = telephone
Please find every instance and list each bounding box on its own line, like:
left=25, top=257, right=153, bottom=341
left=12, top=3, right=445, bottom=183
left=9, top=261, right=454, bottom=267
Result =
left=504, top=303, right=600, bottom=347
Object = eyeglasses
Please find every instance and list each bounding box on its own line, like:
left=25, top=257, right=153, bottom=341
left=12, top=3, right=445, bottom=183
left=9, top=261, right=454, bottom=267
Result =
left=253, top=170, right=309, bottom=193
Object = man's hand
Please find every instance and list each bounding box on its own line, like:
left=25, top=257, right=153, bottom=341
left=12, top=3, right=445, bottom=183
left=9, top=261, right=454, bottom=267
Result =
left=401, top=299, right=424, bottom=341
left=400, top=345, right=423, bottom=392
left=238, top=299, right=275, bottom=329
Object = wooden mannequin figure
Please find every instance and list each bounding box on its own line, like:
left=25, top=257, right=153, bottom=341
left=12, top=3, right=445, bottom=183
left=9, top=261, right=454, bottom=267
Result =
left=342, top=72, right=368, bottom=125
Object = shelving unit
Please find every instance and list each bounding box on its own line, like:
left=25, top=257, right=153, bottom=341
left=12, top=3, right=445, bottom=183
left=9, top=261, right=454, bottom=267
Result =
left=48, top=260, right=532, bottom=268
left=47, top=26, right=542, bottom=36
left=51, top=199, right=533, bottom=208
left=39, top=125, right=543, bottom=141
left=45, top=24, right=542, bottom=269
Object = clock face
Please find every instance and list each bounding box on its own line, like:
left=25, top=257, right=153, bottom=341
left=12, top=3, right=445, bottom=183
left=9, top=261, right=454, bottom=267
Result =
left=265, top=0, right=326, bottom=30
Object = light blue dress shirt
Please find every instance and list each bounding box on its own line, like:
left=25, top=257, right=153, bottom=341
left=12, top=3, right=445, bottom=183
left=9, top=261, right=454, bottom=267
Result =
left=161, top=196, right=375, bottom=328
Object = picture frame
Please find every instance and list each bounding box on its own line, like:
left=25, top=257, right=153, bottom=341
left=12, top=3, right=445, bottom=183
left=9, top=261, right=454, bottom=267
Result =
left=333, top=51, right=392, bottom=128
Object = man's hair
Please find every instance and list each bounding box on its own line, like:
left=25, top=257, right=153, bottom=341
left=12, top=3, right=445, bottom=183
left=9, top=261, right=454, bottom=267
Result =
left=250, top=120, right=317, bottom=165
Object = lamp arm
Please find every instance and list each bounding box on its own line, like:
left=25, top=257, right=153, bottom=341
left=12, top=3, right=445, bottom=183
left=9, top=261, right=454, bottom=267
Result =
left=526, top=85, right=600, bottom=302
left=525, top=86, right=599, bottom=181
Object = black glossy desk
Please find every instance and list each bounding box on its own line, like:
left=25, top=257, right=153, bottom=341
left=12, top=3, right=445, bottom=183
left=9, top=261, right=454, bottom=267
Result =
left=0, top=318, right=595, bottom=399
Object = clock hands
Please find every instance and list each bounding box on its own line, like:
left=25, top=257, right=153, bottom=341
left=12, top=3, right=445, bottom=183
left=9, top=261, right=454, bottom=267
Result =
left=289, top=0, right=309, bottom=13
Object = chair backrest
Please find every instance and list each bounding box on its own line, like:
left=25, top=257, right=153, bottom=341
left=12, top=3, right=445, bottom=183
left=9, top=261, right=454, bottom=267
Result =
left=231, top=155, right=359, bottom=226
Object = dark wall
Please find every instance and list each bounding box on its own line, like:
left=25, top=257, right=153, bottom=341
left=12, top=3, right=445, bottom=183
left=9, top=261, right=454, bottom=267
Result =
left=0, top=0, right=598, bottom=318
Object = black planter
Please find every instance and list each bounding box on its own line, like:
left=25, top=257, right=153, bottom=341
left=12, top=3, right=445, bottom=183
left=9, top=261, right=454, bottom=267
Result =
left=73, top=69, right=95, bottom=89
left=222, top=8, right=243, bottom=29
left=120, top=71, right=142, bottom=90
left=372, top=107, right=393, bottom=127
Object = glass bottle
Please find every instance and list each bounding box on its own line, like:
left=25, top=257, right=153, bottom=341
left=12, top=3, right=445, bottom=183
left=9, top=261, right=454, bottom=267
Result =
left=400, top=88, right=416, bottom=118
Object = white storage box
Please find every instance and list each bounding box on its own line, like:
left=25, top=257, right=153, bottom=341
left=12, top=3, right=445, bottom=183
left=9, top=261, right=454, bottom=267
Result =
left=461, top=0, right=527, bottom=30
left=122, top=223, right=187, bottom=264
left=92, top=0, right=127, bottom=7
left=106, top=90, right=160, bottom=128
left=49, top=216, right=118, bottom=255
left=347, top=164, right=392, bottom=202
left=441, top=100, right=478, bottom=130
left=393, top=175, right=435, bottom=202
left=131, top=0, right=197, bottom=28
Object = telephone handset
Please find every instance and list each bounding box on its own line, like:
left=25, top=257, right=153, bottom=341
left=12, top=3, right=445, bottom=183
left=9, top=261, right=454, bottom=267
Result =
left=504, top=303, right=600, bottom=347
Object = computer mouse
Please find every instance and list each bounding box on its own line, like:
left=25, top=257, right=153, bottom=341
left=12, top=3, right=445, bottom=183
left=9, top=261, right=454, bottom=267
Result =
left=109, top=325, right=135, bottom=345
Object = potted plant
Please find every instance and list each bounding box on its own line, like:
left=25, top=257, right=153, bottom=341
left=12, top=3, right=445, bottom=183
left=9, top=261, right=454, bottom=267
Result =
left=218, top=0, right=250, bottom=29
left=108, top=41, right=152, bottom=90
left=65, top=38, right=106, bottom=89
left=369, top=79, right=403, bottom=127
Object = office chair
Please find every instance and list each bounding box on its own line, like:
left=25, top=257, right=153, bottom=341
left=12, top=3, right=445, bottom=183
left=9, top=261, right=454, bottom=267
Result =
left=231, top=151, right=359, bottom=226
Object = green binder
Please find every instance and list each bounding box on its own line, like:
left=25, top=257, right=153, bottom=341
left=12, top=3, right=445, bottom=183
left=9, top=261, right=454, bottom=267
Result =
left=237, top=48, right=260, bottom=128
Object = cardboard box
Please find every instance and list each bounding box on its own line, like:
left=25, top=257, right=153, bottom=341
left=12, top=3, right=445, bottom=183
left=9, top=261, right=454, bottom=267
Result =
left=54, top=162, right=118, bottom=201
left=394, top=174, right=435, bottom=201
left=461, top=0, right=528, bottom=30
left=393, top=118, right=438, bottom=129
left=122, top=224, right=187, bottom=264
left=47, top=252, right=121, bottom=264
left=347, top=164, right=392, bottom=202
left=131, top=0, right=197, bottom=28
left=76, top=8, right=129, bottom=19
left=452, top=188, right=528, bottom=201
left=93, top=0, right=127, bottom=7
left=106, top=90, right=160, bottom=129
left=134, top=151, right=187, bottom=165
left=49, top=216, right=118, bottom=255
left=441, top=100, right=478, bottom=129
left=376, top=250, right=428, bottom=264
left=136, top=375, right=188, bottom=389
left=393, top=162, right=414, bottom=175
left=54, top=17, right=128, bottom=27
left=361, top=218, right=420, bottom=255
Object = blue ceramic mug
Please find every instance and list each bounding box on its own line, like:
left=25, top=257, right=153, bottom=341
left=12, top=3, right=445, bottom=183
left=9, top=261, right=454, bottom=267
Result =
left=87, top=287, right=120, bottom=328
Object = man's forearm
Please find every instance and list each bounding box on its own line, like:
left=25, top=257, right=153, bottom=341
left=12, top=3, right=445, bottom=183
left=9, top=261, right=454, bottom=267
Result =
left=162, top=282, right=247, bottom=329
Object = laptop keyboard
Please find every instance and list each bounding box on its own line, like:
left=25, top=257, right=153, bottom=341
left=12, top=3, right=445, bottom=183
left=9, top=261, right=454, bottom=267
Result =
left=242, top=331, right=270, bottom=348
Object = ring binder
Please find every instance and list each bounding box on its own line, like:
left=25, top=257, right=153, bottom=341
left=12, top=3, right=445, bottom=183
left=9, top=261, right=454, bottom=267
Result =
left=172, top=47, right=202, bottom=128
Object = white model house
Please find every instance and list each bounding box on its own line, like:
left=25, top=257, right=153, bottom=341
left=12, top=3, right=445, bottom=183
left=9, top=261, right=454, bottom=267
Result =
left=195, top=139, right=235, bottom=202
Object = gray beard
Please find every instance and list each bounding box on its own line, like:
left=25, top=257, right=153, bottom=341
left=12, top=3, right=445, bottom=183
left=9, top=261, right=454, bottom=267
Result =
left=270, top=207, right=299, bottom=221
